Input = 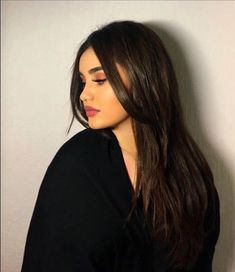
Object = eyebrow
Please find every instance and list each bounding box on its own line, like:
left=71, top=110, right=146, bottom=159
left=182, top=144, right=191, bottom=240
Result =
left=79, top=66, right=104, bottom=76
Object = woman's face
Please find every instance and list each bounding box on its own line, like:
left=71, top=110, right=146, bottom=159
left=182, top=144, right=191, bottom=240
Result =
left=79, top=47, right=130, bottom=130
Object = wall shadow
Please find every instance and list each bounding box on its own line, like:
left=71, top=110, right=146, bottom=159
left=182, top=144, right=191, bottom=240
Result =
left=144, top=20, right=234, bottom=272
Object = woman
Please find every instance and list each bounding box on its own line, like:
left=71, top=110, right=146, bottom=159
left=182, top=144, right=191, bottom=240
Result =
left=21, top=20, right=220, bottom=271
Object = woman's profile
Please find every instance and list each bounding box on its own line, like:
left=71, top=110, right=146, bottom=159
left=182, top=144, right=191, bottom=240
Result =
left=21, top=20, right=220, bottom=271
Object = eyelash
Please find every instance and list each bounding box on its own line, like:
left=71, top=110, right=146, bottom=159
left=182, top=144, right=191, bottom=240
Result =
left=93, top=79, right=107, bottom=85
left=81, top=79, right=106, bottom=87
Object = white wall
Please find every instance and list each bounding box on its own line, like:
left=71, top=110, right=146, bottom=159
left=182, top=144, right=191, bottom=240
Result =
left=2, top=1, right=235, bottom=271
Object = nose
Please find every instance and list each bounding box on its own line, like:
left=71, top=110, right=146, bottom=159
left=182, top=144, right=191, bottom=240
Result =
left=79, top=83, right=94, bottom=102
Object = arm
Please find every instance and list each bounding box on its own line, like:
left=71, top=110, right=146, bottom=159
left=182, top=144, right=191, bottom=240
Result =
left=21, top=148, right=98, bottom=272
left=190, top=188, right=220, bottom=272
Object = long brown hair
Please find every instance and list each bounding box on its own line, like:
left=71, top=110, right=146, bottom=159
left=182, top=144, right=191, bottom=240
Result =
left=67, top=20, right=218, bottom=270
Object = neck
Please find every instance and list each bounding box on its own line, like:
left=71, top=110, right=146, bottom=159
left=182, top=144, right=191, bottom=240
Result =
left=111, top=117, right=137, bottom=159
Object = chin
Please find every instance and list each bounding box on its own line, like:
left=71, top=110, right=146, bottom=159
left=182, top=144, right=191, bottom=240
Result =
left=88, top=116, right=129, bottom=130
left=87, top=121, right=110, bottom=130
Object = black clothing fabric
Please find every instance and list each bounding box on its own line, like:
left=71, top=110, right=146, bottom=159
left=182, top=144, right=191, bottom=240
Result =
left=21, top=128, right=220, bottom=272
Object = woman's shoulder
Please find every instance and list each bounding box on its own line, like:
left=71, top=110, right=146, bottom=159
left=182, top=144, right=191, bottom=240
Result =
left=38, top=128, right=110, bottom=188
left=58, top=128, right=108, bottom=155
left=36, top=129, right=112, bottom=209
left=50, top=128, right=111, bottom=167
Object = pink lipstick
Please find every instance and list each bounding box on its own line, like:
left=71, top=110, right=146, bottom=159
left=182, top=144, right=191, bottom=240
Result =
left=84, top=105, right=100, bottom=117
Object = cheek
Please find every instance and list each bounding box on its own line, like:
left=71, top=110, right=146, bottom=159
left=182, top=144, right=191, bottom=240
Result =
left=87, top=90, right=129, bottom=129
left=107, top=106, right=128, bottom=123
left=97, top=86, right=124, bottom=114
left=102, top=93, right=128, bottom=119
left=101, top=97, right=128, bottom=125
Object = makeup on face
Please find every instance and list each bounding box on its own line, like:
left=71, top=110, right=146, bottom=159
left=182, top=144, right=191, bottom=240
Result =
left=84, top=106, right=100, bottom=117
left=78, top=47, right=129, bottom=129
left=79, top=67, right=107, bottom=88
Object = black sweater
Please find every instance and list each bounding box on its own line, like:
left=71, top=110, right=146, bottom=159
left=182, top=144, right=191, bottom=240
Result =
left=21, top=128, right=220, bottom=272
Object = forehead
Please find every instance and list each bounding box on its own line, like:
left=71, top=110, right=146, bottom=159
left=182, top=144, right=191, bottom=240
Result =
left=78, top=47, right=130, bottom=87
left=79, top=47, right=101, bottom=73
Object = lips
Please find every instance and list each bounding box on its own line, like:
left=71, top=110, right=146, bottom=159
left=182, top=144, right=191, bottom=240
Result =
left=84, top=106, right=100, bottom=117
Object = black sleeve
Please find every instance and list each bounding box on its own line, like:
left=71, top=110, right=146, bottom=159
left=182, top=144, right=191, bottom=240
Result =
left=20, top=147, right=100, bottom=272
left=190, top=187, right=220, bottom=272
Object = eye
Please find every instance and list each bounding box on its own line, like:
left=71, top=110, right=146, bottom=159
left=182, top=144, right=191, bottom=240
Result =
left=93, top=79, right=107, bottom=85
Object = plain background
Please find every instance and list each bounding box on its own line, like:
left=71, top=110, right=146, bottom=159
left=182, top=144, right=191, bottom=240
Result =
left=1, top=1, right=235, bottom=271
